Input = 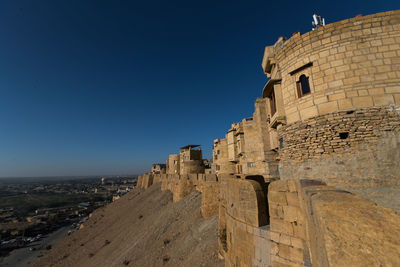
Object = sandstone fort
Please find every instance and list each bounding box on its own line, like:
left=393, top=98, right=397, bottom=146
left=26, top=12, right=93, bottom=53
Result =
left=138, top=10, right=400, bottom=267
left=34, top=10, right=400, bottom=267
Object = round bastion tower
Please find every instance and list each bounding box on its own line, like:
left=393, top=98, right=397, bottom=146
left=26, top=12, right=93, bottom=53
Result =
left=261, top=10, right=400, bottom=213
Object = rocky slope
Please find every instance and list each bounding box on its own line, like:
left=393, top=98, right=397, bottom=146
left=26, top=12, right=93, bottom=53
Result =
left=34, top=183, right=223, bottom=267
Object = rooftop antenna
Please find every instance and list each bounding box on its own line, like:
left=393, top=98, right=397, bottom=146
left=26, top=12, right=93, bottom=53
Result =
left=312, top=14, right=325, bottom=30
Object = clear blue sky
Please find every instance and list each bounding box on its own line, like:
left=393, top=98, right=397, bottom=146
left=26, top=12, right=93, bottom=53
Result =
left=0, top=0, right=398, bottom=177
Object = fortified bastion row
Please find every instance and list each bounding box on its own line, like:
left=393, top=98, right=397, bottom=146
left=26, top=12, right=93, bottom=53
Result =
left=137, top=10, right=400, bottom=267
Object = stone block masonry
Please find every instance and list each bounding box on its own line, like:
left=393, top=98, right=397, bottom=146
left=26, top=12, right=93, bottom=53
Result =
left=279, top=105, right=400, bottom=161
left=136, top=10, right=400, bottom=267
left=268, top=178, right=400, bottom=267
left=200, top=180, right=219, bottom=218
left=272, top=10, right=400, bottom=125
left=137, top=174, right=400, bottom=267
left=139, top=173, right=220, bottom=218
left=268, top=180, right=309, bottom=266
left=279, top=105, right=400, bottom=213
left=219, top=175, right=271, bottom=267
left=297, top=179, right=400, bottom=267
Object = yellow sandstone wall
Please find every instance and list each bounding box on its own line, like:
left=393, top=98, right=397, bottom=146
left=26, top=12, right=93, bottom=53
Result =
left=140, top=172, right=216, bottom=217
left=213, top=138, right=235, bottom=175
left=142, top=174, right=154, bottom=189
left=217, top=176, right=400, bottom=267
left=138, top=173, right=400, bottom=266
left=273, top=10, right=400, bottom=213
left=219, top=175, right=271, bottom=267
left=166, top=154, right=180, bottom=174
left=268, top=180, right=309, bottom=266
left=275, top=10, right=400, bottom=124
left=200, top=174, right=220, bottom=218
left=218, top=111, right=279, bottom=181
left=136, top=175, right=143, bottom=188
left=303, top=183, right=400, bottom=266
left=136, top=10, right=400, bottom=267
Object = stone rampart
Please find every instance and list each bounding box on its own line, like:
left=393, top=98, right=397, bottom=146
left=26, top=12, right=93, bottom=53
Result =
left=172, top=175, right=195, bottom=203
left=156, top=173, right=220, bottom=215
left=275, top=10, right=400, bottom=124
left=180, top=160, right=205, bottom=174
left=216, top=177, right=400, bottom=266
left=136, top=11, right=400, bottom=266
left=137, top=172, right=400, bottom=266
left=268, top=179, right=309, bottom=266
left=200, top=180, right=219, bottom=218
left=279, top=105, right=400, bottom=212
left=141, top=173, right=154, bottom=189
left=299, top=179, right=400, bottom=267
left=273, top=9, right=400, bottom=214
left=152, top=174, right=164, bottom=184
left=137, top=175, right=143, bottom=188
left=279, top=105, right=400, bottom=160
left=218, top=174, right=271, bottom=267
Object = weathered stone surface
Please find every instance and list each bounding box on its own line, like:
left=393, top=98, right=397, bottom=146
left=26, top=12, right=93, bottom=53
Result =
left=137, top=10, right=400, bottom=267
left=201, top=181, right=219, bottom=218
left=142, top=174, right=154, bottom=189
left=280, top=130, right=400, bottom=213
left=172, top=176, right=195, bottom=202
left=311, top=191, right=400, bottom=266
left=219, top=175, right=271, bottom=267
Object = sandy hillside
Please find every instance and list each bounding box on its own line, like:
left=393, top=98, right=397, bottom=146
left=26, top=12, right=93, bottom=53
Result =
left=34, top=183, right=223, bottom=267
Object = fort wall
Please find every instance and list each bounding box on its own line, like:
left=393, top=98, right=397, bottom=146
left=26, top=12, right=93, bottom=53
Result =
left=166, top=154, right=180, bottom=174
left=218, top=175, right=271, bottom=267
left=136, top=10, right=400, bottom=267
left=268, top=179, right=309, bottom=266
left=273, top=10, right=400, bottom=124
left=265, top=10, right=400, bottom=213
left=139, top=173, right=220, bottom=217
left=279, top=104, right=400, bottom=212
left=302, top=181, right=400, bottom=267
left=213, top=138, right=235, bottom=175
left=217, top=104, right=280, bottom=181
left=180, top=160, right=205, bottom=174
left=137, top=174, right=400, bottom=266
left=267, top=178, right=400, bottom=266
left=200, top=177, right=220, bottom=218
left=179, top=146, right=205, bottom=174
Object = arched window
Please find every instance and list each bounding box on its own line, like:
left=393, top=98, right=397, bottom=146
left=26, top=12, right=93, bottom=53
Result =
left=296, top=74, right=311, bottom=97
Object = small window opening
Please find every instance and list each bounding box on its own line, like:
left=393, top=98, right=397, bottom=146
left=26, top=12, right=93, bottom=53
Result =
left=339, top=132, right=349, bottom=139
left=236, top=164, right=242, bottom=174
left=219, top=228, right=227, bottom=252
left=269, top=89, right=277, bottom=116
left=296, top=74, right=311, bottom=98
left=247, top=162, right=256, bottom=168
left=279, top=138, right=284, bottom=149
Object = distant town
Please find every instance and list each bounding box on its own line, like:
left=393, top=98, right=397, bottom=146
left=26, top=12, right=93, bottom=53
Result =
left=0, top=176, right=137, bottom=257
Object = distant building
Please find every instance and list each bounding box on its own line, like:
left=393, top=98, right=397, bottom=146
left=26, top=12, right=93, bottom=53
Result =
left=151, top=163, right=166, bottom=174
left=164, top=145, right=206, bottom=175
left=166, top=154, right=180, bottom=174
left=179, top=145, right=205, bottom=174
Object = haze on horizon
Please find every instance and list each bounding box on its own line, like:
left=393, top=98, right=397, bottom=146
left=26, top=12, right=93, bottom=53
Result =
left=0, top=0, right=398, bottom=177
